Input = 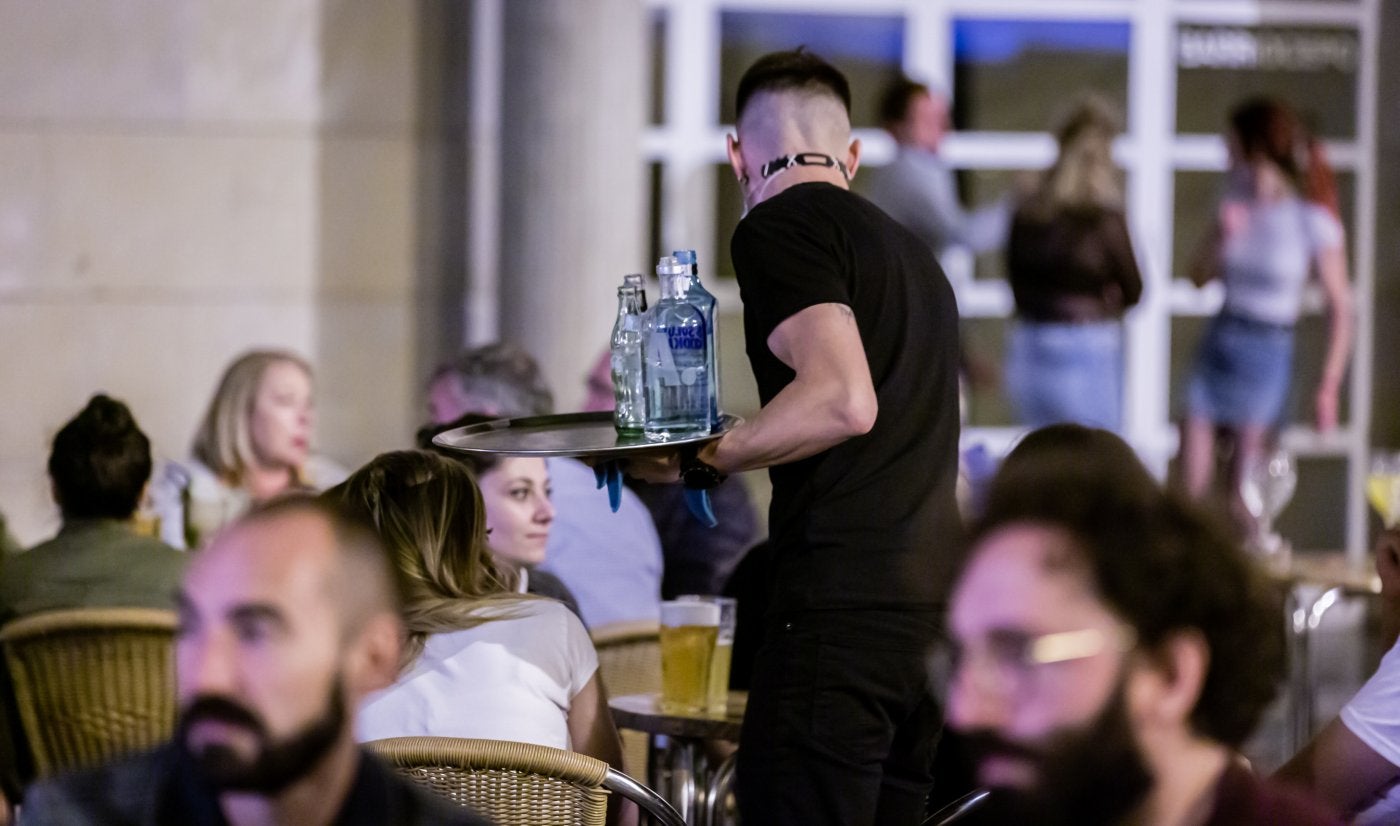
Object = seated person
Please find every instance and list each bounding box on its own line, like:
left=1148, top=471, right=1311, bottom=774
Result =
left=417, top=418, right=581, bottom=621
left=328, top=451, right=626, bottom=770
left=1276, top=527, right=1400, bottom=823
left=942, top=428, right=1339, bottom=825
left=426, top=343, right=662, bottom=627
left=151, top=349, right=346, bottom=549
left=19, top=496, right=487, bottom=825
left=0, top=394, right=185, bottom=623
left=0, top=394, right=189, bottom=806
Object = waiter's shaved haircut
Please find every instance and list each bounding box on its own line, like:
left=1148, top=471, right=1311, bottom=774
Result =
left=735, top=47, right=851, bottom=124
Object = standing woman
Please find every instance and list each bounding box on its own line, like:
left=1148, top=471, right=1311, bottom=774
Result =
left=1004, top=96, right=1143, bottom=432
left=1180, top=97, right=1353, bottom=521
left=154, top=349, right=346, bottom=548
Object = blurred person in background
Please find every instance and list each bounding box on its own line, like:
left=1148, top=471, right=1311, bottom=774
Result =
left=862, top=77, right=1010, bottom=264
left=425, top=343, right=662, bottom=627
left=18, top=496, right=487, bottom=826
left=330, top=451, right=629, bottom=824
left=1179, top=98, right=1353, bottom=535
left=0, top=393, right=185, bottom=623
left=417, top=417, right=582, bottom=621
left=1004, top=97, right=1142, bottom=433
left=582, top=350, right=762, bottom=598
left=0, top=394, right=187, bottom=807
left=941, top=431, right=1338, bottom=826
left=152, top=349, right=346, bottom=549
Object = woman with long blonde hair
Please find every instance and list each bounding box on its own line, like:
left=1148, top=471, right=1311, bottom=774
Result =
left=153, top=349, right=345, bottom=548
left=1004, top=96, right=1143, bottom=432
left=328, top=451, right=626, bottom=786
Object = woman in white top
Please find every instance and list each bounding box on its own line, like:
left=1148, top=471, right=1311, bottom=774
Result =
left=153, top=349, right=346, bottom=548
left=329, top=451, right=626, bottom=779
left=1181, top=97, right=1353, bottom=536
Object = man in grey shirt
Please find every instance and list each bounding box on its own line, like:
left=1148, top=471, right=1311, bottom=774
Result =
left=861, top=79, right=1009, bottom=263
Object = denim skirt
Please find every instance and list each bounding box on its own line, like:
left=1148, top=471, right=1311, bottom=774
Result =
left=1185, top=312, right=1294, bottom=427
left=1006, top=320, right=1124, bottom=432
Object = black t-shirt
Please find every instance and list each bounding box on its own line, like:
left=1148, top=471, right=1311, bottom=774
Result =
left=730, top=182, right=964, bottom=612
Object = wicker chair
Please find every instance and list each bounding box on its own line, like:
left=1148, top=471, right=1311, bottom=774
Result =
left=0, top=607, right=177, bottom=777
left=366, top=736, right=684, bottom=826
left=590, top=620, right=661, bottom=778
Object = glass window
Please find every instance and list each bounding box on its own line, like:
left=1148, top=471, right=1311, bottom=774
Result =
left=961, top=316, right=1016, bottom=427
left=712, top=164, right=742, bottom=280
left=1175, top=25, right=1359, bottom=138
left=952, top=19, right=1131, bottom=133
left=718, top=11, right=905, bottom=127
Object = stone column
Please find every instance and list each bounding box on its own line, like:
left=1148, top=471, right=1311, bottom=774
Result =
left=497, top=0, right=647, bottom=410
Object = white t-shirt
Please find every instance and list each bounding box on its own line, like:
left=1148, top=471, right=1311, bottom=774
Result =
left=356, top=599, right=598, bottom=751
left=1339, top=637, right=1400, bottom=824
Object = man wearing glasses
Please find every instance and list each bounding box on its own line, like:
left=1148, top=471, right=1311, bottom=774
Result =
left=939, top=440, right=1340, bottom=825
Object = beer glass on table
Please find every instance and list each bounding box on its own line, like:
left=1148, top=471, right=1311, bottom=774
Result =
left=659, top=600, right=720, bottom=714
left=678, top=595, right=736, bottom=714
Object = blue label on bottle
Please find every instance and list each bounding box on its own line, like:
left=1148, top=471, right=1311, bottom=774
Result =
left=666, top=327, right=705, bottom=350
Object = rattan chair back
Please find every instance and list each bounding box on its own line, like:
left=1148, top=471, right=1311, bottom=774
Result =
left=366, top=736, right=611, bottom=825
left=367, top=736, right=684, bottom=826
left=590, top=619, right=661, bottom=778
left=0, top=607, right=177, bottom=777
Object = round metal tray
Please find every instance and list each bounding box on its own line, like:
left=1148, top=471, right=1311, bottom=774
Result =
left=432, top=411, right=741, bottom=459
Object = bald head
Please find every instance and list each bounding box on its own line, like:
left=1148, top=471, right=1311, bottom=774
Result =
left=198, top=496, right=403, bottom=636
left=736, top=89, right=853, bottom=160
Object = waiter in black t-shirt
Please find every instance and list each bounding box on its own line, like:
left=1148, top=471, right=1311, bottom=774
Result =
left=630, top=49, right=963, bottom=825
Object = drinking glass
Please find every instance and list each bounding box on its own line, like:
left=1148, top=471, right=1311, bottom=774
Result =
left=678, top=595, right=736, bottom=714
left=1369, top=451, right=1400, bottom=529
left=1241, top=447, right=1297, bottom=567
left=658, top=600, right=720, bottom=714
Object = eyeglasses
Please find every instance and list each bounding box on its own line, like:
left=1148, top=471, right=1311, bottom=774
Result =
left=928, top=625, right=1136, bottom=703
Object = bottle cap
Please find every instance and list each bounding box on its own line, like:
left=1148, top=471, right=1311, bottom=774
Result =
left=656, top=256, right=687, bottom=278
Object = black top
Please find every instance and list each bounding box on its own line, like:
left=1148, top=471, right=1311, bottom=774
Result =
left=18, top=743, right=493, bottom=826
left=1006, top=203, right=1142, bottom=323
left=730, top=182, right=964, bottom=612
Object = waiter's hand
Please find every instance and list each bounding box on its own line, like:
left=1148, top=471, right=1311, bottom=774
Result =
left=619, top=450, right=681, bottom=484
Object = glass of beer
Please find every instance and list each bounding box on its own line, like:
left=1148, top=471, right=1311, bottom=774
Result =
left=679, top=595, right=736, bottom=714
left=659, top=599, right=720, bottom=714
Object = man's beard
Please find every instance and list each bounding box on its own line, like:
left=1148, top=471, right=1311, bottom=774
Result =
left=958, top=683, right=1154, bottom=826
left=176, top=681, right=347, bottom=795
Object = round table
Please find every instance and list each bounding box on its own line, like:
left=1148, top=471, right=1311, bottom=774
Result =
left=609, top=692, right=746, bottom=826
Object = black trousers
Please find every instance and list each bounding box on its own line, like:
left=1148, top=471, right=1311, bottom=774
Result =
left=735, top=608, right=944, bottom=826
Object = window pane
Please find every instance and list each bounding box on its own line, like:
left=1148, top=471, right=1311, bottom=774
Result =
left=952, top=19, right=1131, bottom=133
left=713, top=164, right=742, bottom=281
left=1175, top=25, right=1359, bottom=138
left=962, top=316, right=1016, bottom=427
left=719, top=11, right=905, bottom=128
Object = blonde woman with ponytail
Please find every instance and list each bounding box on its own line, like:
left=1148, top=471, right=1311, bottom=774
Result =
left=1004, top=95, right=1143, bottom=433
left=328, top=451, right=626, bottom=780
